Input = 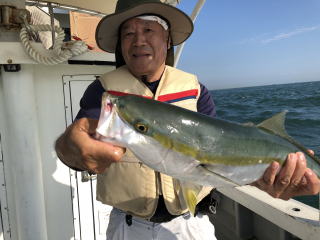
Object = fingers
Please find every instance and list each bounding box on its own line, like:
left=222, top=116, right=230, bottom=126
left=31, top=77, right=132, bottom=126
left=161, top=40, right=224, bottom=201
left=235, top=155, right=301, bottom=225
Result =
left=262, top=162, right=279, bottom=186
left=250, top=161, right=279, bottom=191
left=288, top=152, right=306, bottom=187
left=274, top=153, right=298, bottom=196
left=302, top=169, right=320, bottom=195
left=75, top=117, right=98, bottom=135
left=252, top=151, right=319, bottom=200
left=275, top=152, right=307, bottom=199
left=56, top=118, right=125, bottom=174
left=87, top=118, right=100, bottom=135
left=79, top=133, right=125, bottom=174
left=90, top=141, right=125, bottom=163
left=307, top=149, right=314, bottom=156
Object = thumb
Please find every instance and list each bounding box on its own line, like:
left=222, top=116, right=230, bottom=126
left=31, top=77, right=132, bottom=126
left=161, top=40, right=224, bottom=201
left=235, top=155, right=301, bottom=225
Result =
left=91, top=140, right=125, bottom=163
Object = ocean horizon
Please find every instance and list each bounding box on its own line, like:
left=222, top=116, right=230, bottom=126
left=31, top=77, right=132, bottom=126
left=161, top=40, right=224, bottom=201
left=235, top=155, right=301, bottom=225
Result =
left=209, top=80, right=320, bottom=91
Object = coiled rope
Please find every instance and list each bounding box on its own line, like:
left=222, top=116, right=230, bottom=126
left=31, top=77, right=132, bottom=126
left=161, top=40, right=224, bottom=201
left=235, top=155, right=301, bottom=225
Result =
left=20, top=18, right=88, bottom=65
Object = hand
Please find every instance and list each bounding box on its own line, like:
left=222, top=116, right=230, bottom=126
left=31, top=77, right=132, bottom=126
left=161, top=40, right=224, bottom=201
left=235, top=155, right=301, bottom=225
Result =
left=251, top=152, right=320, bottom=200
left=55, top=118, right=125, bottom=174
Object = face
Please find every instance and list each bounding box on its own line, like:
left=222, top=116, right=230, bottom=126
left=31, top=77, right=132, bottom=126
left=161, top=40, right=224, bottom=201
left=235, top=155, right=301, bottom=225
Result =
left=120, top=17, right=170, bottom=80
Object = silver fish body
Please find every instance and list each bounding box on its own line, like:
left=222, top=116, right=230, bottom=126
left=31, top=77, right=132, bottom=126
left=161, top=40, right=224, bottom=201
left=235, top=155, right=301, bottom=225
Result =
left=96, top=94, right=320, bottom=188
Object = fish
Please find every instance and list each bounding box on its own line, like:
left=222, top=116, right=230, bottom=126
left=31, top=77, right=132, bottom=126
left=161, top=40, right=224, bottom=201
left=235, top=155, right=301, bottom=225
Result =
left=96, top=93, right=320, bottom=213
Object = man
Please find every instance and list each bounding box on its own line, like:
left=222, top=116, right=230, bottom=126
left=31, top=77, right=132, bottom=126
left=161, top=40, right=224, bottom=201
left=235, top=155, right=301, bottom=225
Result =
left=55, top=0, right=320, bottom=239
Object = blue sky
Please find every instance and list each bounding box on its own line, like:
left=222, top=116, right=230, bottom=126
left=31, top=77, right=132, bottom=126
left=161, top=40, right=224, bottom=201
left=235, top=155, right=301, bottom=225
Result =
left=177, top=0, right=320, bottom=90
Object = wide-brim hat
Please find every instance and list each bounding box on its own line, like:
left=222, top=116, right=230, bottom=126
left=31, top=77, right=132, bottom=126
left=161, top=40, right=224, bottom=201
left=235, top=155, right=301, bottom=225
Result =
left=96, top=0, right=194, bottom=53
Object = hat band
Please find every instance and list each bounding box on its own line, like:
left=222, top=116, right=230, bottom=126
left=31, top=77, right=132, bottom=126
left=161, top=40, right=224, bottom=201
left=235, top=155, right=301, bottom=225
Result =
left=136, top=15, right=169, bottom=30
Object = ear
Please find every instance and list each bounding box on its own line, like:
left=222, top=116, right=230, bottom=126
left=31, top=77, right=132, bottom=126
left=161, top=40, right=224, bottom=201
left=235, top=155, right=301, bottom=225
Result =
left=165, top=46, right=174, bottom=66
left=167, top=34, right=172, bottom=50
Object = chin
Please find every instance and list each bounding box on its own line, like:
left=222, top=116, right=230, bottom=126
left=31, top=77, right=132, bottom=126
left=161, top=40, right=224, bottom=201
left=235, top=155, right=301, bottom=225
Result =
left=130, top=64, right=152, bottom=74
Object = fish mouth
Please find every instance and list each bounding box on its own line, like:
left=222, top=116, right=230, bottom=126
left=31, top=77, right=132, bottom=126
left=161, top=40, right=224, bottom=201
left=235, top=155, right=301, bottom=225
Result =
left=98, top=93, right=125, bottom=128
left=103, top=93, right=119, bottom=112
left=104, top=96, right=114, bottom=113
left=103, top=93, right=130, bottom=125
left=95, top=93, right=127, bottom=147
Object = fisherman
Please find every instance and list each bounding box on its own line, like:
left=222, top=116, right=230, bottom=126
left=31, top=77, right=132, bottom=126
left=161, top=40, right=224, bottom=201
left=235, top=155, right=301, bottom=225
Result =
left=55, top=0, right=320, bottom=239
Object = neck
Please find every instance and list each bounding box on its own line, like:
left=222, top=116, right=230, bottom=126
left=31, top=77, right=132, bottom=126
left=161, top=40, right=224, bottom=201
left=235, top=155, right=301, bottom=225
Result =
left=131, top=64, right=166, bottom=83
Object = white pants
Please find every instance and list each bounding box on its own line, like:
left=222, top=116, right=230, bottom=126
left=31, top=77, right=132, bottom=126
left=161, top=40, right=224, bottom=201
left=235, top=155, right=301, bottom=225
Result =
left=106, top=208, right=217, bottom=240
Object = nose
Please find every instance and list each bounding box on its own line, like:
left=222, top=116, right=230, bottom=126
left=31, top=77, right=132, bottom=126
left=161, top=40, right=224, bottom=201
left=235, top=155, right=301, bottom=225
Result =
left=133, top=31, right=146, bottom=47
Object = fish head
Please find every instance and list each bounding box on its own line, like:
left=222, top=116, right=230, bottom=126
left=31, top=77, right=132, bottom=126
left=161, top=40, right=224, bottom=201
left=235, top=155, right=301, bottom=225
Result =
left=96, top=93, right=169, bottom=150
left=95, top=93, right=149, bottom=147
left=108, top=94, right=155, bottom=137
left=97, top=93, right=204, bottom=174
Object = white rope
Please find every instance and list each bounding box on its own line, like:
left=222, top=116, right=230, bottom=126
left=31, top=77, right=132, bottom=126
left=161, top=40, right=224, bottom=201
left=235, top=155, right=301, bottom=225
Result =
left=20, top=23, right=88, bottom=65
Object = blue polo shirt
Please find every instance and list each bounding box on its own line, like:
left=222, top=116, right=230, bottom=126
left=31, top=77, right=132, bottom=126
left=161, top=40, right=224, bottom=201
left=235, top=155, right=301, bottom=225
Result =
left=76, top=79, right=216, bottom=119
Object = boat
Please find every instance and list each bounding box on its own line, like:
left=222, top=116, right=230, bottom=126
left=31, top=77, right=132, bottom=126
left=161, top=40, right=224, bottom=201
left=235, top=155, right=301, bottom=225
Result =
left=0, top=1, right=318, bottom=239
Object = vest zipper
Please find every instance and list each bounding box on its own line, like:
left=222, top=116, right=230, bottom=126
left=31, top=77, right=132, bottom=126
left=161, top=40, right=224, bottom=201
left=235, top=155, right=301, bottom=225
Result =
left=157, top=171, right=162, bottom=195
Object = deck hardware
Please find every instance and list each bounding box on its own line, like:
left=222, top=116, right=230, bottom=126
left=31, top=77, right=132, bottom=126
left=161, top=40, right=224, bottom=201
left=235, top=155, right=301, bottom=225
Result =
left=208, top=190, right=221, bottom=214
left=81, top=171, right=97, bottom=182
left=3, top=64, right=21, bottom=72
left=0, top=5, right=30, bottom=29
left=209, top=203, right=217, bottom=214
left=292, top=208, right=301, bottom=212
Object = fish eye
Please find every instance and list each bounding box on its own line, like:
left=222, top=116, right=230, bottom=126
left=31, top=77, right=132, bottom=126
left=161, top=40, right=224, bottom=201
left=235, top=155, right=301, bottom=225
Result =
left=135, top=123, right=148, bottom=133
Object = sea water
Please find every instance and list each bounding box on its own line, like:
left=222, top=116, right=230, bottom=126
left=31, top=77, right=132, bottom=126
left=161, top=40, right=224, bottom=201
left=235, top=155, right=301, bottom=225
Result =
left=210, top=81, right=320, bottom=208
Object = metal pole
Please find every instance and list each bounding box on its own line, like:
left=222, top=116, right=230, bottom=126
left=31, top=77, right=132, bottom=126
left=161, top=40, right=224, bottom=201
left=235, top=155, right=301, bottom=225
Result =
left=2, top=65, right=48, bottom=240
left=174, top=0, right=206, bottom=67
left=25, top=0, right=105, bottom=16
left=47, top=3, right=56, bottom=48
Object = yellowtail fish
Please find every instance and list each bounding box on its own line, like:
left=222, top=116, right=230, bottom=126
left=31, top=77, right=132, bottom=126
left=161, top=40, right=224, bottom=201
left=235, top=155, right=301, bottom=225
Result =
left=96, top=93, right=320, bottom=213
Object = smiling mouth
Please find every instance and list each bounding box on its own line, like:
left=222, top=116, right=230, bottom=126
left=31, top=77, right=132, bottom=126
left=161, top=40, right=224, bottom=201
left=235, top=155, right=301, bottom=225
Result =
left=133, top=54, right=152, bottom=58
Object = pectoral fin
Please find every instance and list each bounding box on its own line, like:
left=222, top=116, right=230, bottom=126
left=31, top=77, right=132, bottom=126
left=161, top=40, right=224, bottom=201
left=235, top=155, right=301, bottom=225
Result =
left=179, top=181, right=203, bottom=216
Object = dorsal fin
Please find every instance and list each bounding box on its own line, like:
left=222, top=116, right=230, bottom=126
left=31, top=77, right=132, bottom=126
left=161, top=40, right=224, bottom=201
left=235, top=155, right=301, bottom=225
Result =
left=257, top=111, right=290, bottom=138
left=258, top=111, right=320, bottom=166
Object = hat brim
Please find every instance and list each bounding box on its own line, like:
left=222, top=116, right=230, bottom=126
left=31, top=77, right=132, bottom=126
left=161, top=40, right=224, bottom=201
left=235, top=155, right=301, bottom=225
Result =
left=96, top=2, right=193, bottom=53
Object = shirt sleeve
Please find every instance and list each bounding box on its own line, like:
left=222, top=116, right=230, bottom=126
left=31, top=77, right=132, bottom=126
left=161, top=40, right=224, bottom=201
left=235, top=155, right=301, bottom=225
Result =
left=197, top=83, right=216, bottom=118
left=75, top=80, right=105, bottom=120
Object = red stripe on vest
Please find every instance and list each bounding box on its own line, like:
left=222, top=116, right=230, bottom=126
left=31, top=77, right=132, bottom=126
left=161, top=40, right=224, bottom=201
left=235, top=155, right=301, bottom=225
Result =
left=107, top=91, right=153, bottom=99
left=157, top=89, right=198, bottom=102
